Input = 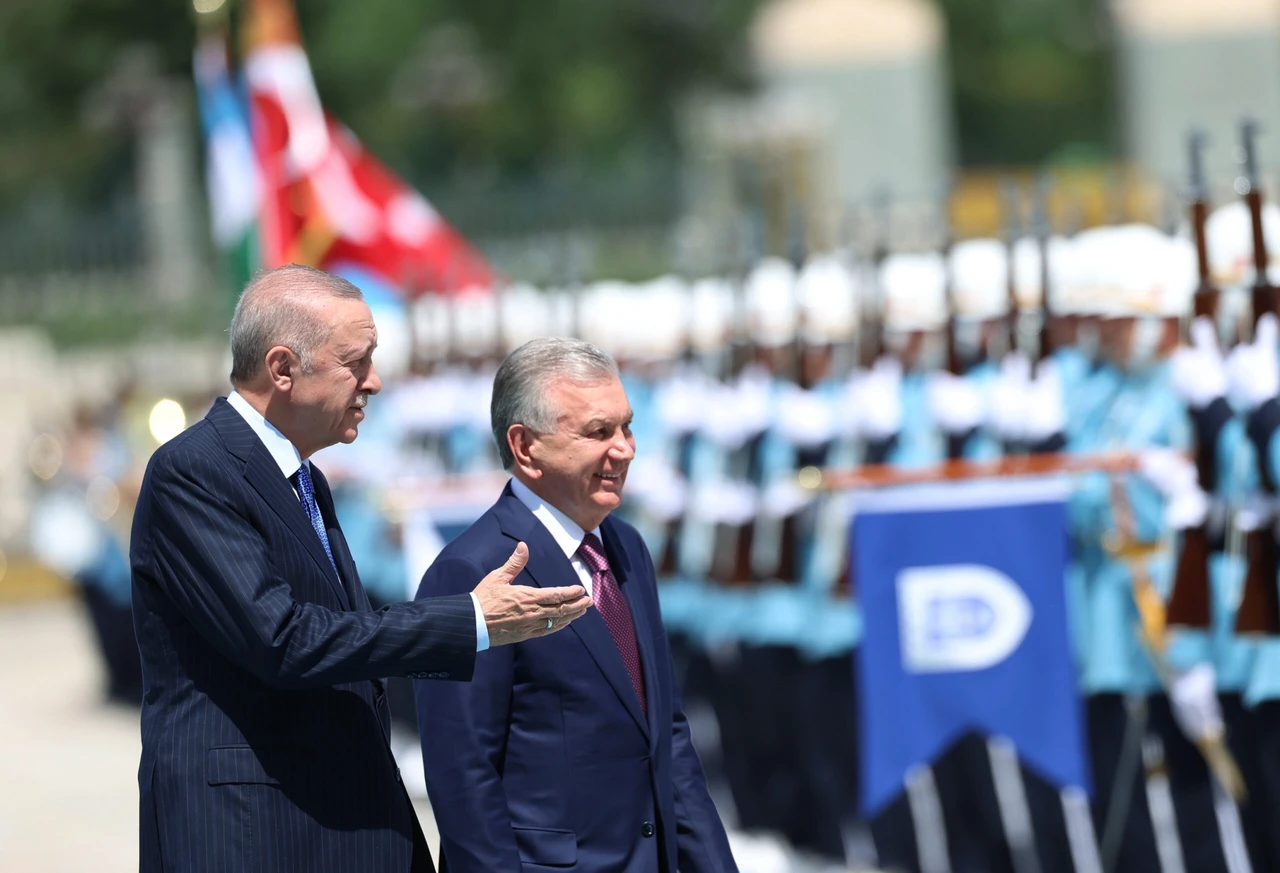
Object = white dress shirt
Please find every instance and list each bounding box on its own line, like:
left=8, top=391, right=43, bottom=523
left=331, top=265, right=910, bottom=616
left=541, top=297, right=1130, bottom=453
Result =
left=509, top=477, right=601, bottom=598
left=226, top=391, right=490, bottom=651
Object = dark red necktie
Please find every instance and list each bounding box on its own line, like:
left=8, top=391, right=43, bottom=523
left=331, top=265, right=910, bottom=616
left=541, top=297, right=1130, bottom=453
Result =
left=576, top=533, right=647, bottom=718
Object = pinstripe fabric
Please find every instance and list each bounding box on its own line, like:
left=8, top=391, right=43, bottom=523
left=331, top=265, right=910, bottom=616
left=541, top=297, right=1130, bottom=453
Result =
left=131, top=397, right=476, bottom=873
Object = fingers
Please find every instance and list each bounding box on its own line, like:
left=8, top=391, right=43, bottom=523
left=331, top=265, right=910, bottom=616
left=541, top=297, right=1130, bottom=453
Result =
left=513, top=597, right=594, bottom=642
left=490, top=542, right=529, bottom=585
left=557, top=595, right=592, bottom=618
left=535, top=584, right=591, bottom=606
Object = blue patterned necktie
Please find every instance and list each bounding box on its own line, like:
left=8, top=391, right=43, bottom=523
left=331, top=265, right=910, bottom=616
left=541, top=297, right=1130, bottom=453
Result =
left=293, top=463, right=338, bottom=576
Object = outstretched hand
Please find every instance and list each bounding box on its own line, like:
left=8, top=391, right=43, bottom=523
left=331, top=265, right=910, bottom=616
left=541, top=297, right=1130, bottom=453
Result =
left=472, top=543, right=593, bottom=647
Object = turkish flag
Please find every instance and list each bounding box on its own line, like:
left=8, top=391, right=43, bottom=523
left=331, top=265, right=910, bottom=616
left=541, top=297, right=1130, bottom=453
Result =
left=244, top=0, right=493, bottom=296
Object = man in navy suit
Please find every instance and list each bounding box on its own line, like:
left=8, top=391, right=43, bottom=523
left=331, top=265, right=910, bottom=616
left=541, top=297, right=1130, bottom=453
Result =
left=415, top=337, right=739, bottom=873
left=130, top=265, right=591, bottom=873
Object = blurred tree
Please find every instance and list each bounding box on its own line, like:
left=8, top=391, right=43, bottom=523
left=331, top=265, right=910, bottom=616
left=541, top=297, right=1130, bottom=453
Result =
left=304, top=0, right=764, bottom=200
left=938, top=0, right=1117, bottom=168
left=0, top=0, right=193, bottom=208
left=0, top=0, right=763, bottom=212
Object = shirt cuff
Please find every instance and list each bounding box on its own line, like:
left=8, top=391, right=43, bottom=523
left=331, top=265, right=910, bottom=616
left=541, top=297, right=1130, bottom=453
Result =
left=469, top=592, right=490, bottom=652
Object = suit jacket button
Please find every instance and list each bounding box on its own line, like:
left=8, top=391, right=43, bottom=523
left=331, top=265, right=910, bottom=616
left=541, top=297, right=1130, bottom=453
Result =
left=439, top=671, right=449, bottom=679
left=641, top=822, right=654, bottom=838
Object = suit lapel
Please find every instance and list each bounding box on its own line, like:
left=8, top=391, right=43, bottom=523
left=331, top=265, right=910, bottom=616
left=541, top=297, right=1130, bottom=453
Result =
left=208, top=399, right=352, bottom=609
left=602, top=517, right=661, bottom=744
left=494, top=488, right=650, bottom=739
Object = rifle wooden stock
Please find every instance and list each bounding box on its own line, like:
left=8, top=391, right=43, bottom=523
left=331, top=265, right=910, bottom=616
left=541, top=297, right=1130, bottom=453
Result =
left=1189, top=240, right=1220, bottom=494
left=1247, top=185, right=1278, bottom=341
left=1167, top=525, right=1214, bottom=628
left=1238, top=524, right=1280, bottom=634
left=708, top=522, right=756, bottom=586
left=1167, top=130, right=1218, bottom=630
left=1234, top=120, right=1280, bottom=634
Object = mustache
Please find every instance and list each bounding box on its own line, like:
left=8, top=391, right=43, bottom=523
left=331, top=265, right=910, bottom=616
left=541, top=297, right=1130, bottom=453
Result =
left=352, top=394, right=368, bottom=409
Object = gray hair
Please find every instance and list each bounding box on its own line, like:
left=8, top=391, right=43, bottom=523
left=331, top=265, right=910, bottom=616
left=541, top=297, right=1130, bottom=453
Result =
left=491, top=337, right=619, bottom=469
left=229, top=264, right=365, bottom=385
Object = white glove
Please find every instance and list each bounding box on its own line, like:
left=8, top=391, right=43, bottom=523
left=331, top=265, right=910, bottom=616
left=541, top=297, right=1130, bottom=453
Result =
left=1170, top=663, right=1224, bottom=742
left=927, top=370, right=985, bottom=435
left=775, top=385, right=836, bottom=448
left=1024, top=358, right=1067, bottom=442
left=655, top=372, right=707, bottom=436
left=1227, top=312, right=1280, bottom=410
left=1170, top=317, right=1228, bottom=410
left=835, top=377, right=861, bottom=437
left=702, top=383, right=764, bottom=449
left=853, top=356, right=903, bottom=441
left=626, top=460, right=687, bottom=522
left=1138, top=448, right=1208, bottom=529
left=761, top=478, right=815, bottom=518
left=987, top=352, right=1031, bottom=442
left=690, top=480, right=758, bottom=526
left=1165, top=487, right=1210, bottom=529
left=1138, top=447, right=1199, bottom=497
left=734, top=369, right=774, bottom=438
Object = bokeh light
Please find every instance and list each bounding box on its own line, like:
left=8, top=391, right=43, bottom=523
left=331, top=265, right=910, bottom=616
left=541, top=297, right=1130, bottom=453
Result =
left=28, top=434, right=63, bottom=481
left=86, top=476, right=121, bottom=522
left=149, top=399, right=187, bottom=445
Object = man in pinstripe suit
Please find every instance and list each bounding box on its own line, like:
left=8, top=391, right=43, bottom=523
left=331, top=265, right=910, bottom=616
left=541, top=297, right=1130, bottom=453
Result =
left=129, top=265, right=591, bottom=873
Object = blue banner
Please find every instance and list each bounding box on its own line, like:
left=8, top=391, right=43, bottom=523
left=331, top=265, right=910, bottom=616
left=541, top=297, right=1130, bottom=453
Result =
left=854, top=478, right=1089, bottom=816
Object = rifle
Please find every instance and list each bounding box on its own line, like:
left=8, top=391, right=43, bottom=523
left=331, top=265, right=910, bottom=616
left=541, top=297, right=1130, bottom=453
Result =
left=1234, top=119, right=1280, bottom=635
left=858, top=189, right=892, bottom=370
left=1000, top=178, right=1023, bottom=362
left=1033, top=174, right=1056, bottom=365
left=709, top=211, right=765, bottom=587
left=1166, top=129, right=1219, bottom=630
left=939, top=187, right=970, bottom=462
left=654, top=268, right=702, bottom=580
left=776, top=208, right=812, bottom=585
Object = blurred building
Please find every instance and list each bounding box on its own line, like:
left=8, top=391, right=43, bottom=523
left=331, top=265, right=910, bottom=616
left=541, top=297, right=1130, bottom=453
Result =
left=682, top=0, right=952, bottom=252
left=1115, top=0, right=1280, bottom=186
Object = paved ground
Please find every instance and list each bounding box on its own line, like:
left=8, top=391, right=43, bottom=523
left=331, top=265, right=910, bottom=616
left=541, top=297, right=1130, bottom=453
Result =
left=0, top=598, right=141, bottom=873
left=0, top=598, right=446, bottom=873
left=0, top=597, right=869, bottom=873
